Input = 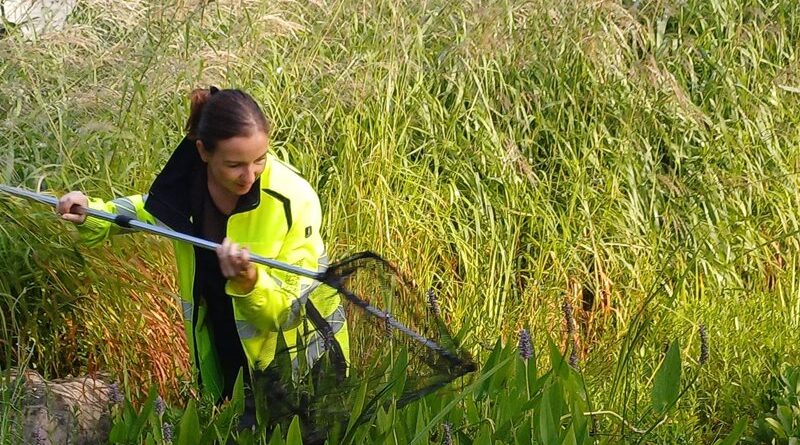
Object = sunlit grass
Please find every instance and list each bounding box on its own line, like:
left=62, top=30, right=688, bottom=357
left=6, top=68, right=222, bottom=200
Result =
left=1, top=0, right=799, bottom=441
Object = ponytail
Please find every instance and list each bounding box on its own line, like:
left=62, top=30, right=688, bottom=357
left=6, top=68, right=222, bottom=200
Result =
left=185, top=87, right=218, bottom=140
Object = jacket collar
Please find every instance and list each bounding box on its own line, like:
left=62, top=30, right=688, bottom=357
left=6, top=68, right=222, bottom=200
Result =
left=144, top=137, right=263, bottom=234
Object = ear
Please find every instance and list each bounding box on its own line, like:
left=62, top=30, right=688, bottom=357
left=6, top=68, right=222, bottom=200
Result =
left=196, top=139, right=210, bottom=163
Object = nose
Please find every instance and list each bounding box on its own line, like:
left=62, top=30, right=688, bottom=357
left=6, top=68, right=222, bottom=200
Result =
left=241, top=166, right=259, bottom=183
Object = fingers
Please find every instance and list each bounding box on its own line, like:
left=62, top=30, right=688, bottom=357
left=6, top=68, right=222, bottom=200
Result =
left=239, top=248, right=250, bottom=271
left=217, top=238, right=233, bottom=277
left=61, top=213, right=85, bottom=223
left=56, top=191, right=88, bottom=224
left=216, top=238, right=252, bottom=279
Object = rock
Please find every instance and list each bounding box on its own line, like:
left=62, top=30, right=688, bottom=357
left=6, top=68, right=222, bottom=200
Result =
left=1, top=0, right=78, bottom=39
left=5, top=369, right=114, bottom=444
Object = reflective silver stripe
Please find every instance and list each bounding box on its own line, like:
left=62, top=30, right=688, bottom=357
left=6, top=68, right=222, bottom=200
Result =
left=282, top=298, right=304, bottom=329
left=236, top=320, right=260, bottom=340
left=109, top=197, right=139, bottom=233
left=111, top=197, right=137, bottom=219
left=181, top=300, right=193, bottom=321
left=293, top=333, right=324, bottom=375
left=300, top=281, right=320, bottom=304
left=292, top=304, right=347, bottom=374
left=305, top=335, right=324, bottom=369
left=280, top=279, right=324, bottom=329
left=325, top=305, right=346, bottom=333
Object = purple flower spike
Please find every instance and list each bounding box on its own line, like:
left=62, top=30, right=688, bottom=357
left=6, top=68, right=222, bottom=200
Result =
left=427, top=288, right=441, bottom=317
left=108, top=382, right=124, bottom=405
left=155, top=395, right=166, bottom=416
left=699, top=324, right=709, bottom=365
left=162, top=422, right=173, bottom=443
left=518, top=329, right=533, bottom=361
left=443, top=422, right=453, bottom=445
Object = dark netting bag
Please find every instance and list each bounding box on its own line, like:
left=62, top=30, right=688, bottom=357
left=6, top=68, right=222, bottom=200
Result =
left=250, top=251, right=476, bottom=443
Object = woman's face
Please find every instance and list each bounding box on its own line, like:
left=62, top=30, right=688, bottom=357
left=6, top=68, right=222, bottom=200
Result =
left=198, top=131, right=269, bottom=197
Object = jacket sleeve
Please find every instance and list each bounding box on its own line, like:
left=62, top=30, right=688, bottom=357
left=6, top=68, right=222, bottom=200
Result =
left=75, top=195, right=156, bottom=246
left=226, top=192, right=326, bottom=332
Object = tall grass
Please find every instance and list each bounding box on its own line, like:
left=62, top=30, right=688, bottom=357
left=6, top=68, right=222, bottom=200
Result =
left=1, top=0, right=799, bottom=441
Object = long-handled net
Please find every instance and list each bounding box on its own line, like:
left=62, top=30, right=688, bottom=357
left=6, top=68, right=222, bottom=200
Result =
left=0, top=184, right=476, bottom=442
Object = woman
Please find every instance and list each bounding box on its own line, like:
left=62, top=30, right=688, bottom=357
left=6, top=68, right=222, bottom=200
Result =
left=56, top=87, right=349, bottom=427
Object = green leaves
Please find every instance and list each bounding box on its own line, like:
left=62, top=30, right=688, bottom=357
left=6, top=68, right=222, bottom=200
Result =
left=285, top=416, right=303, bottom=445
left=102, top=334, right=699, bottom=444
left=652, top=339, right=682, bottom=414
left=537, top=382, right=559, bottom=445
left=712, top=419, right=746, bottom=445
left=108, top=385, right=160, bottom=444
left=177, top=399, right=200, bottom=445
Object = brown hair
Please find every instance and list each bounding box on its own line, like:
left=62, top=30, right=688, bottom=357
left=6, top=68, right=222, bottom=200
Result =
left=184, top=86, right=271, bottom=152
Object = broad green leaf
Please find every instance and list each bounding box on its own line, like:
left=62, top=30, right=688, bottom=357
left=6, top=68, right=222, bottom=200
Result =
left=286, top=415, right=303, bottom=445
left=569, top=400, right=590, bottom=444
left=778, top=405, right=793, bottom=430
left=129, top=386, right=158, bottom=442
left=514, top=420, right=532, bottom=445
left=538, top=382, right=558, bottom=445
left=561, top=424, right=577, bottom=445
left=473, top=424, right=492, bottom=445
left=476, top=339, right=504, bottom=399
left=389, top=347, right=409, bottom=398
left=465, top=398, right=481, bottom=425
left=124, top=401, right=136, bottom=431
left=652, top=339, right=681, bottom=414
left=548, top=337, right=569, bottom=380
left=376, top=404, right=396, bottom=435
left=108, top=421, right=126, bottom=443
left=344, top=380, right=368, bottom=435
left=764, top=418, right=787, bottom=438
left=232, top=368, right=246, bottom=414
left=267, top=424, right=283, bottom=445
left=488, top=342, right=517, bottom=395
left=177, top=399, right=201, bottom=445
left=414, top=402, right=429, bottom=445
left=712, top=419, right=747, bottom=445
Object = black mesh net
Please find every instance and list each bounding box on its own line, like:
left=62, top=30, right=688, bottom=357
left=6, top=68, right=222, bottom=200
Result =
left=248, top=251, right=477, bottom=443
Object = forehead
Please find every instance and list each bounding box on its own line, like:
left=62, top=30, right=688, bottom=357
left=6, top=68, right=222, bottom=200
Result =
left=214, top=132, right=268, bottom=160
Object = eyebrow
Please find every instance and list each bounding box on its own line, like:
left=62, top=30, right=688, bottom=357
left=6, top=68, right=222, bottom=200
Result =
left=224, top=152, right=268, bottom=165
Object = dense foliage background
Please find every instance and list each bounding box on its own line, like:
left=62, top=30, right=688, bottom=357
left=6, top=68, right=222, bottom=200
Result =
left=1, top=0, right=799, bottom=442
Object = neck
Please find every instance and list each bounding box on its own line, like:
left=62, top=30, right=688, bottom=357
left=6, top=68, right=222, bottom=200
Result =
left=206, top=177, right=238, bottom=215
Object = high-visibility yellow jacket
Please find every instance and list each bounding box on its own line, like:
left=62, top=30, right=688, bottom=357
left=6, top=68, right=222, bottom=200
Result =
left=76, top=137, right=349, bottom=400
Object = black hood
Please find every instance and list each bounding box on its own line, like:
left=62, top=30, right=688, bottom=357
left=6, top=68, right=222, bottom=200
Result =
left=144, top=137, right=261, bottom=234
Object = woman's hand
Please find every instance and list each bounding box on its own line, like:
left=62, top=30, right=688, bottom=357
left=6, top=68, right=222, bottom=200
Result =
left=217, top=238, right=257, bottom=294
left=56, top=191, right=89, bottom=224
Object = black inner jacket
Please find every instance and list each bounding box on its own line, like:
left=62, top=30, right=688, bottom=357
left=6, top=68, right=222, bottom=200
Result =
left=192, top=167, right=250, bottom=399
left=144, top=137, right=261, bottom=400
